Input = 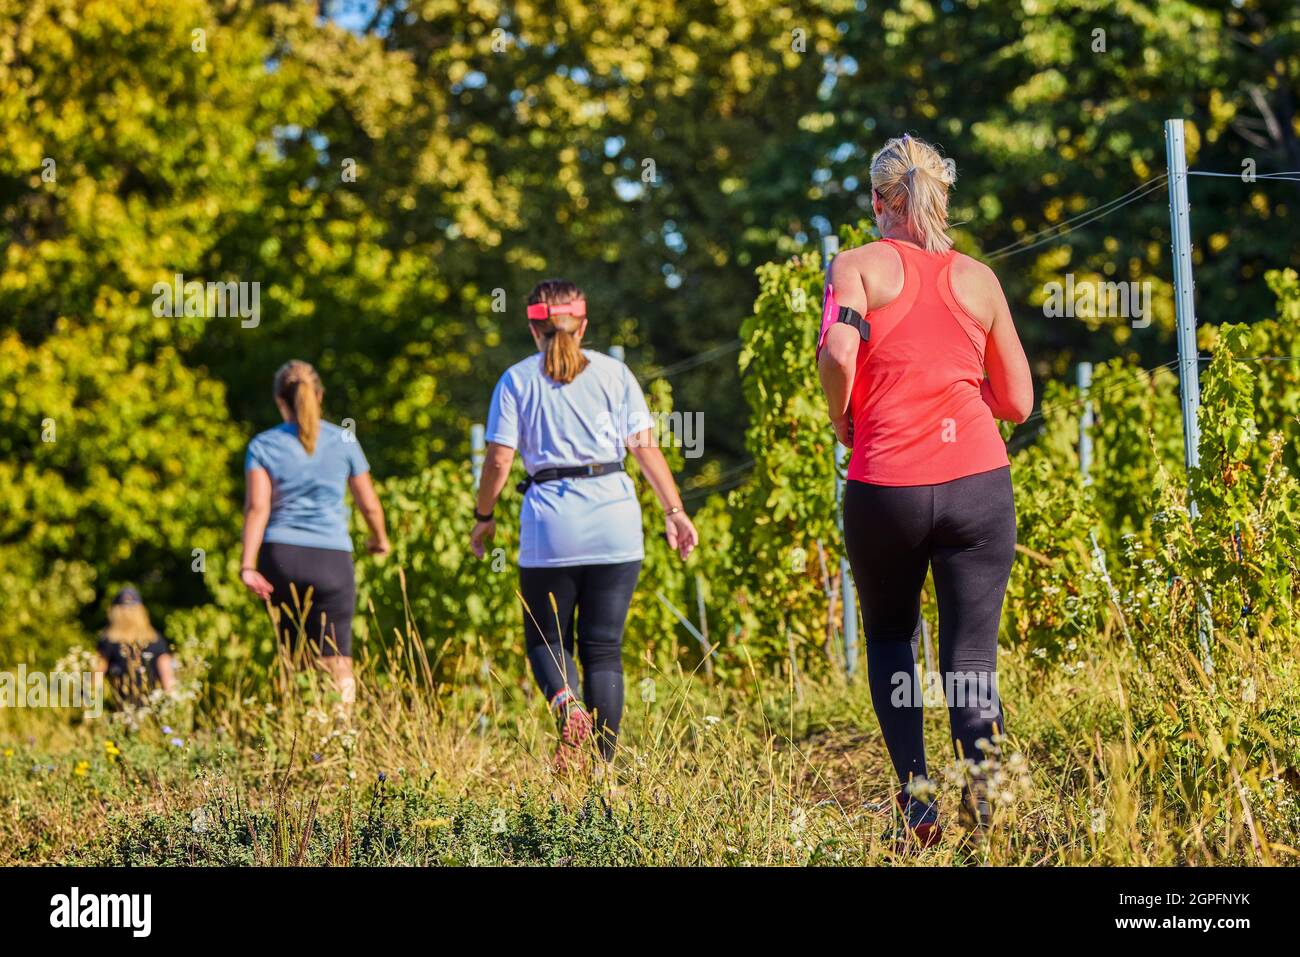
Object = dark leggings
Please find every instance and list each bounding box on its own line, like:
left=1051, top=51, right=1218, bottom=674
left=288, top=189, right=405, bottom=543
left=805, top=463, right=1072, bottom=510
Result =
left=519, top=561, right=641, bottom=760
left=843, top=466, right=1016, bottom=788
left=258, top=542, right=357, bottom=658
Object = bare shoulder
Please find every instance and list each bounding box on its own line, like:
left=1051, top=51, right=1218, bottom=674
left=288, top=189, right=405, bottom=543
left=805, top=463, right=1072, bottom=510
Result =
left=949, top=252, right=1004, bottom=328
left=829, top=241, right=903, bottom=309
left=950, top=251, right=999, bottom=287
left=835, top=240, right=902, bottom=270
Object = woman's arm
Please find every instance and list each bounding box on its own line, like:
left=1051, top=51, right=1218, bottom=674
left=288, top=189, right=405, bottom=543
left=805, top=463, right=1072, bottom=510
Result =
left=470, top=442, right=516, bottom=559
left=818, top=256, right=868, bottom=446
left=155, top=653, right=177, bottom=694
left=977, top=265, right=1033, bottom=424
left=349, top=471, right=390, bottom=556
left=819, top=325, right=859, bottom=446
left=629, top=433, right=698, bottom=560
left=240, top=467, right=274, bottom=600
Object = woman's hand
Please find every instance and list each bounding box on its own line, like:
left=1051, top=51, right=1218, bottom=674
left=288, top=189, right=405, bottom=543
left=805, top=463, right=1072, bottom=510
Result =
left=367, top=534, right=391, bottom=557
left=665, top=509, right=698, bottom=560
left=470, top=519, right=496, bottom=560
left=240, top=567, right=274, bottom=601
left=831, top=412, right=853, bottom=448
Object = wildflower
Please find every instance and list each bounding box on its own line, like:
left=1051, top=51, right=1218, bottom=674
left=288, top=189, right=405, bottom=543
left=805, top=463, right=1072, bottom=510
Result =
left=905, top=777, right=938, bottom=804
left=162, top=726, right=174, bottom=735
left=311, top=752, right=323, bottom=764
left=703, top=715, right=721, bottom=726
left=378, top=771, right=387, bottom=783
left=2, top=748, right=13, bottom=759
left=170, top=738, right=184, bottom=748
left=942, top=759, right=976, bottom=789
left=74, top=761, right=90, bottom=777
left=790, top=806, right=808, bottom=835
left=104, top=740, right=121, bottom=762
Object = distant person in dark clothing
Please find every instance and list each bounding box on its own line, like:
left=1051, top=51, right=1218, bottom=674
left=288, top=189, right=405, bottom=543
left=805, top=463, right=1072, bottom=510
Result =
left=95, top=587, right=176, bottom=707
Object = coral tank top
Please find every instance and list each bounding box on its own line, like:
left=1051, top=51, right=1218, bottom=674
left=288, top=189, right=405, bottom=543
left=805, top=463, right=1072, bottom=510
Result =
left=822, top=239, right=1009, bottom=487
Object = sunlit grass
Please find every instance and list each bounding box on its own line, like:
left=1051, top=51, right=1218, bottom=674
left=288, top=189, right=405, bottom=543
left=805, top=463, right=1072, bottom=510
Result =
left=2, top=611, right=1298, bottom=866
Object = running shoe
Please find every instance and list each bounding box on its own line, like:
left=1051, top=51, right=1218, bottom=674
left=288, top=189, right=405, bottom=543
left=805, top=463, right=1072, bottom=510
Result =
left=890, top=787, right=943, bottom=851
left=553, top=699, right=593, bottom=775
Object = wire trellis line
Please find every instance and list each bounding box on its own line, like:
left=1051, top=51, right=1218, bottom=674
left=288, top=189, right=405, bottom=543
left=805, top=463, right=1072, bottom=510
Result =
left=639, top=339, right=742, bottom=380
left=984, top=175, right=1169, bottom=262
left=1187, top=169, right=1300, bottom=182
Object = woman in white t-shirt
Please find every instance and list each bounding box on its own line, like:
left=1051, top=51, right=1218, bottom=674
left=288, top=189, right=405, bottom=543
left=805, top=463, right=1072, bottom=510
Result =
left=471, top=279, right=698, bottom=771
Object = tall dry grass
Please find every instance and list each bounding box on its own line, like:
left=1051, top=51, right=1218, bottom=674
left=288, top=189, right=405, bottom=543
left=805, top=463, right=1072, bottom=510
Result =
left=3, top=595, right=1297, bottom=866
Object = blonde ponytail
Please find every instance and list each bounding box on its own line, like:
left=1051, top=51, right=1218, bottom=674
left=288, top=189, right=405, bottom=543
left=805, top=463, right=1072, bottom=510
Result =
left=273, top=360, right=324, bottom=454
left=869, top=134, right=957, bottom=254
left=527, top=279, right=591, bottom=385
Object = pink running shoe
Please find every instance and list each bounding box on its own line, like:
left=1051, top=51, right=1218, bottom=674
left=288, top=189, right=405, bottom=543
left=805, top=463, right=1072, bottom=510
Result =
left=551, top=692, right=593, bottom=775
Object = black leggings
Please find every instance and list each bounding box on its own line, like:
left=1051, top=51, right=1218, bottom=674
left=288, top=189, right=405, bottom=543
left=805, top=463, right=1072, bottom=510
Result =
left=258, top=542, right=356, bottom=658
left=844, top=466, right=1016, bottom=788
left=519, top=561, right=641, bottom=760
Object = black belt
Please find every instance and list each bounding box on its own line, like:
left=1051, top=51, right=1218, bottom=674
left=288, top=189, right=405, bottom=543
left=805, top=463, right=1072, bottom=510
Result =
left=517, top=461, right=625, bottom=494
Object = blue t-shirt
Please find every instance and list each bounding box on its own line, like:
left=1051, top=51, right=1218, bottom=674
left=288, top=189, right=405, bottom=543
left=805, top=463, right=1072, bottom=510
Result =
left=487, top=350, right=652, bottom=568
left=245, top=422, right=370, bottom=552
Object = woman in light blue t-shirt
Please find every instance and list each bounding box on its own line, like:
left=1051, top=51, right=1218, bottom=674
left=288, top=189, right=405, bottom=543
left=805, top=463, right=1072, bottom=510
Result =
left=240, top=360, right=390, bottom=706
left=471, top=280, right=698, bottom=772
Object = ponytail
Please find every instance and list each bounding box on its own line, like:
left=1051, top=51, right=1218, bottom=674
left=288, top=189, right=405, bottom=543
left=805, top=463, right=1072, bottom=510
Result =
left=293, top=379, right=321, bottom=454
left=541, top=323, right=588, bottom=384
left=527, top=279, right=591, bottom=385
left=273, top=360, right=324, bottom=454
left=869, top=134, right=956, bottom=254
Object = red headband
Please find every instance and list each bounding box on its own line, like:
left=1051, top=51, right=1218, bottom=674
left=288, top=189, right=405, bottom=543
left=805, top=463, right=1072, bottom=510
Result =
left=527, top=300, right=587, bottom=321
